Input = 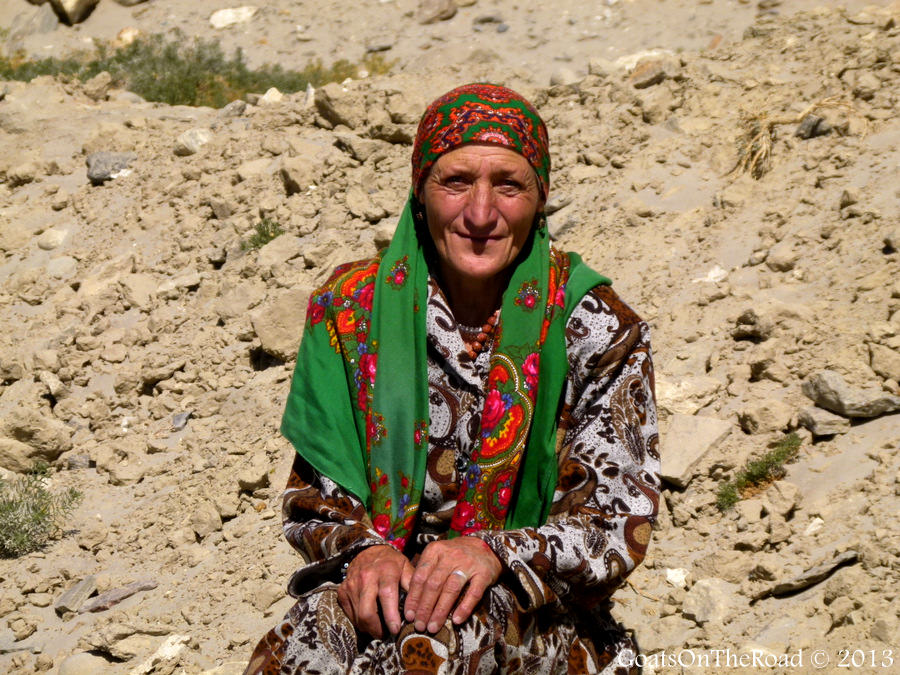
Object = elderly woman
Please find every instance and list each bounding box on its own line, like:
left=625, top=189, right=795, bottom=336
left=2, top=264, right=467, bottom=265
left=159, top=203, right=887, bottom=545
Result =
left=245, top=84, right=659, bottom=674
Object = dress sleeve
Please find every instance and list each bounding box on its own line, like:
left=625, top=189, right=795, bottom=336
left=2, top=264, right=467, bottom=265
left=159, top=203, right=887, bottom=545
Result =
left=473, top=285, right=660, bottom=613
left=281, top=453, right=386, bottom=596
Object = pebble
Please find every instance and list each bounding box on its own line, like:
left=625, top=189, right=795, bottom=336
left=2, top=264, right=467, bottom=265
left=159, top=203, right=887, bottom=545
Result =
left=794, top=113, right=831, bottom=139
left=37, top=228, right=68, bottom=250
left=209, top=6, right=258, bottom=29
left=174, top=128, right=213, bottom=156
left=86, top=151, right=136, bottom=185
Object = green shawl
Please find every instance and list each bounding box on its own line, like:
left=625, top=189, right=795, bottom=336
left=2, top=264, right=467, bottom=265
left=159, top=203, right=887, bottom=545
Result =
left=281, top=196, right=609, bottom=550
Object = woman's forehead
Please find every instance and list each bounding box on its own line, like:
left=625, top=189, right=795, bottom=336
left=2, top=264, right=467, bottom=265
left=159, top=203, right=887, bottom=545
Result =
left=431, top=145, right=534, bottom=173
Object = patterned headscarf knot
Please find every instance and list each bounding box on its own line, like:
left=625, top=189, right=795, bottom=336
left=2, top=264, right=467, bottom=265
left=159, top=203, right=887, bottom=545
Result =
left=411, top=83, right=550, bottom=202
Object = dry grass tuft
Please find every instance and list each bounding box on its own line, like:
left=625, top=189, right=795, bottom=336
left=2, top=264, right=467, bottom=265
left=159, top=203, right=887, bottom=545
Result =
left=729, top=95, right=859, bottom=179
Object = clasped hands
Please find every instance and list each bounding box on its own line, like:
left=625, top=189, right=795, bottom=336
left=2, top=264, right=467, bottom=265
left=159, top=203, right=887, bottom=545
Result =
left=336, top=537, right=501, bottom=639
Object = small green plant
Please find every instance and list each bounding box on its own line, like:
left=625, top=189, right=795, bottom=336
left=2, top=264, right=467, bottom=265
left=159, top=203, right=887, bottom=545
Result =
left=241, top=217, right=284, bottom=251
left=0, top=32, right=394, bottom=108
left=0, top=462, right=82, bottom=558
left=716, top=432, right=802, bottom=511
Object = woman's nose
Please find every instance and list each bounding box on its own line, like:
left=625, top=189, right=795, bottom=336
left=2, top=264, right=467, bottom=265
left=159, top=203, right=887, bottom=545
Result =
left=463, top=182, right=497, bottom=229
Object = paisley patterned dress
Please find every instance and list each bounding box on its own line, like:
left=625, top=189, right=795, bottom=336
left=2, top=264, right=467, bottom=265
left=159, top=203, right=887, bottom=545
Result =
left=245, top=279, right=659, bottom=675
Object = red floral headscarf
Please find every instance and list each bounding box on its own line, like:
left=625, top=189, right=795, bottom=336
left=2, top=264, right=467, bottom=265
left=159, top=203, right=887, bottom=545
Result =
left=411, top=83, right=551, bottom=201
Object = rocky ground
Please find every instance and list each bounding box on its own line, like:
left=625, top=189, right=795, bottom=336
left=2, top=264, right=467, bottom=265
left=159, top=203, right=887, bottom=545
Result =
left=1, top=0, right=899, bottom=673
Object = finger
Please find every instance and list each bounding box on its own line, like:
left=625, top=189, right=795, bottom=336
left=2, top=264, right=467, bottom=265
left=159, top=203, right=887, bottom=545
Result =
left=356, top=576, right=384, bottom=638
left=452, top=575, right=490, bottom=625
left=413, top=567, right=457, bottom=633
left=425, top=570, right=469, bottom=633
left=378, top=578, right=402, bottom=635
left=403, top=560, right=433, bottom=622
left=400, top=560, right=415, bottom=592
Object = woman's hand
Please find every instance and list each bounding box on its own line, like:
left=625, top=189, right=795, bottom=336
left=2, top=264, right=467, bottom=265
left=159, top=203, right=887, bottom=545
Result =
left=403, top=536, right=501, bottom=634
left=337, top=544, right=415, bottom=639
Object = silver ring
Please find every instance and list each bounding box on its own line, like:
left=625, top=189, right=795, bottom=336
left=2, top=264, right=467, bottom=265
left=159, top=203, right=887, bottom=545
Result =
left=451, top=569, right=469, bottom=581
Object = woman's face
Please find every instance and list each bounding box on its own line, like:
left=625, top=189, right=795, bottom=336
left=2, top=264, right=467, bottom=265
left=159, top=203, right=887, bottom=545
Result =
left=422, top=144, right=543, bottom=291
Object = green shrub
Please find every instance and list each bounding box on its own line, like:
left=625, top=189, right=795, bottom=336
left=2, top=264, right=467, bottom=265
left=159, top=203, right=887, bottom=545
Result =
left=0, top=463, right=82, bottom=558
left=0, top=32, right=394, bottom=108
left=241, top=217, right=285, bottom=251
left=715, top=432, right=802, bottom=511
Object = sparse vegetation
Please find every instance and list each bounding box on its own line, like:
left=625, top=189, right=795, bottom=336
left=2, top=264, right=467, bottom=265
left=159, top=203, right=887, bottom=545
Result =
left=242, top=218, right=285, bottom=251
left=0, top=462, right=82, bottom=558
left=716, top=433, right=802, bottom=511
left=0, top=31, right=393, bottom=108
left=729, top=96, right=858, bottom=179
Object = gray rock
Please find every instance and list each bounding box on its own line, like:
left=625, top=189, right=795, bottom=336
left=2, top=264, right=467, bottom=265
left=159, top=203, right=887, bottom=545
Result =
left=251, top=287, right=312, bottom=361
left=86, top=152, right=136, bottom=185
left=682, top=578, right=743, bottom=626
left=172, top=411, right=192, bottom=432
left=794, top=113, right=830, bottom=139
left=801, top=370, right=900, bottom=418
left=174, top=128, right=212, bottom=156
left=732, top=308, right=774, bottom=341
left=660, top=414, right=732, bottom=488
left=418, top=0, right=457, bottom=24
left=49, top=0, right=99, bottom=24
left=761, top=550, right=858, bottom=599
left=798, top=406, right=851, bottom=436
left=79, top=579, right=157, bottom=613
left=113, top=0, right=151, bottom=6
left=55, top=576, right=97, bottom=616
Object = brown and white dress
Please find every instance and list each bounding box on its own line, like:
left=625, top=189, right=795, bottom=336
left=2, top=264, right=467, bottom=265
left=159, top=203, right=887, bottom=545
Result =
left=245, top=280, right=660, bottom=675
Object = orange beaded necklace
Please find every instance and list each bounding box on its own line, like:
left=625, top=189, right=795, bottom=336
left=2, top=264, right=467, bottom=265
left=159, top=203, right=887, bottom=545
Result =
left=459, top=309, right=501, bottom=360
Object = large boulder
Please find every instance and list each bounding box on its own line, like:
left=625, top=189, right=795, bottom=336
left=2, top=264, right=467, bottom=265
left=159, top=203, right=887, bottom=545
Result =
left=0, top=407, right=73, bottom=471
left=801, top=370, right=900, bottom=418
left=251, top=287, right=312, bottom=361
left=660, top=414, right=732, bottom=488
